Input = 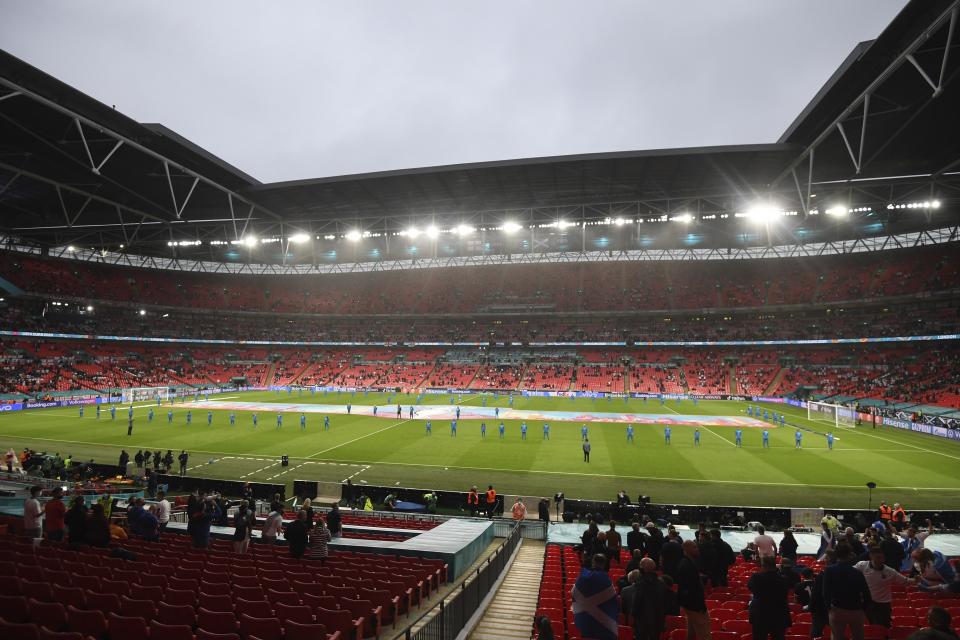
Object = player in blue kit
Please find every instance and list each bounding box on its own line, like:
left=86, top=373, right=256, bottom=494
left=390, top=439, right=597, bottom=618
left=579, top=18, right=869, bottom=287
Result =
left=626, top=424, right=634, bottom=443
left=762, top=429, right=769, bottom=447
left=495, top=406, right=500, bottom=418
left=128, top=405, right=134, bottom=419
left=498, top=422, right=505, bottom=438
left=346, top=403, right=351, bottom=415
left=827, top=432, right=834, bottom=449
left=252, top=413, right=258, bottom=429
left=664, top=426, right=671, bottom=444
left=450, top=420, right=457, bottom=437
left=324, top=415, right=330, bottom=431
left=795, top=429, right=803, bottom=448
left=735, top=429, right=743, bottom=447
left=157, top=396, right=161, bottom=406
left=148, top=408, right=154, bottom=422
left=455, top=406, right=461, bottom=420
left=425, top=420, right=432, bottom=435
left=780, top=414, right=786, bottom=427
left=521, top=422, right=527, bottom=440
left=543, top=423, right=550, bottom=439
left=409, top=406, right=415, bottom=418
left=110, top=406, right=116, bottom=420
left=508, top=396, right=514, bottom=408
left=79, top=405, right=84, bottom=418
left=229, top=412, right=235, bottom=426
left=694, top=429, right=701, bottom=446
left=747, top=405, right=753, bottom=417
left=186, top=410, right=192, bottom=424
left=480, top=422, right=486, bottom=438
left=207, top=411, right=213, bottom=426
left=167, top=409, right=173, bottom=423
left=581, top=424, right=588, bottom=441
left=763, top=409, right=769, bottom=420
left=96, top=404, right=101, bottom=419
left=300, top=413, right=306, bottom=430
left=276, top=414, right=283, bottom=430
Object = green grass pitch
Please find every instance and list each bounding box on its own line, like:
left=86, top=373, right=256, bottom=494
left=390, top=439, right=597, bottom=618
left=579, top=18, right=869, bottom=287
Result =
left=2, top=390, right=959, bottom=510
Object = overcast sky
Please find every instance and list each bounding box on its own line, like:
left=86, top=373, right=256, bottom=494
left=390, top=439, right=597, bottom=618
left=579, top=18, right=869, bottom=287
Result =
left=1, top=1, right=907, bottom=184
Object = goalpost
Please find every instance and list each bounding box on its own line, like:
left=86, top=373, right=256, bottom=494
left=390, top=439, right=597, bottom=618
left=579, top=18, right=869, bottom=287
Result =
left=807, top=400, right=858, bottom=429
left=120, top=386, right=170, bottom=405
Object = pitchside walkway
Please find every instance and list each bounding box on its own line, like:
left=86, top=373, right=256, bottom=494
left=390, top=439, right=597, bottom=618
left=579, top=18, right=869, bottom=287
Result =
left=469, top=540, right=546, bottom=640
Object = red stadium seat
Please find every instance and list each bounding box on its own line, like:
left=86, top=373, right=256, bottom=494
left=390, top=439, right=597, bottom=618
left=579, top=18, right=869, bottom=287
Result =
left=150, top=621, right=195, bottom=640
left=107, top=614, right=149, bottom=640
left=66, top=605, right=107, bottom=639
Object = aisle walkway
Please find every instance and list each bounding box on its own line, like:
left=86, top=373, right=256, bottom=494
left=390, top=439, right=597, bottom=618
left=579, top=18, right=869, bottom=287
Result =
left=469, top=539, right=546, bottom=640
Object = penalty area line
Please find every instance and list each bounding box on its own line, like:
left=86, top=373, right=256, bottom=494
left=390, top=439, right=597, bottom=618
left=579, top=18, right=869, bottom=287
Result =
left=306, top=418, right=415, bottom=459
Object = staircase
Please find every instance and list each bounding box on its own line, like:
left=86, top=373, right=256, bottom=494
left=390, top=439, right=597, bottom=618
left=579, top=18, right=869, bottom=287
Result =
left=468, top=540, right=545, bottom=640
left=728, top=365, right=737, bottom=394
left=764, top=366, right=787, bottom=396
left=261, top=362, right=277, bottom=387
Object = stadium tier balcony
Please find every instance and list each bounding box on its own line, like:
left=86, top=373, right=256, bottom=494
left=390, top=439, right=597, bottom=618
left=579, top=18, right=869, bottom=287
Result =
left=2, top=244, right=958, bottom=315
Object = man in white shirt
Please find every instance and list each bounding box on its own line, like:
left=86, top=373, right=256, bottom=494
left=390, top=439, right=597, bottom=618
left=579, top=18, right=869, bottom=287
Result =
left=155, top=490, right=171, bottom=532
left=23, top=485, right=43, bottom=538
left=262, top=508, right=283, bottom=545
left=754, top=525, right=778, bottom=559
left=855, top=547, right=913, bottom=627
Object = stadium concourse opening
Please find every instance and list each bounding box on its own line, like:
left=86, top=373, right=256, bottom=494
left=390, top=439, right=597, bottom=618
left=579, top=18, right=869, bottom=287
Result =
left=2, top=1, right=960, bottom=639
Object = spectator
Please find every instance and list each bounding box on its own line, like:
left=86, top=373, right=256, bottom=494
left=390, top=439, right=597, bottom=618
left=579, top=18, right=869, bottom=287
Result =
left=146, top=469, right=157, bottom=498
left=779, top=529, right=799, bottom=562
left=643, top=522, right=663, bottom=566
left=911, top=548, right=957, bottom=586
left=901, top=520, right=933, bottom=572
left=856, top=546, right=914, bottom=627
left=301, top=498, right=315, bottom=528
left=908, top=607, right=959, bottom=639
left=844, top=527, right=866, bottom=558
left=45, top=486, right=66, bottom=542
left=511, top=497, right=526, bottom=521
left=286, top=510, right=309, bottom=558
left=581, top=521, right=600, bottom=560
left=822, top=544, right=871, bottom=640
left=676, top=540, right=711, bottom=640
left=538, top=498, right=550, bottom=524
left=605, top=521, right=622, bottom=564
left=64, top=495, right=88, bottom=545
left=631, top=557, right=676, bottom=640
left=571, top=553, right=619, bottom=640
left=816, top=521, right=836, bottom=560
left=134, top=501, right=160, bottom=542
left=808, top=550, right=836, bottom=638
left=535, top=616, right=555, bottom=640
left=178, top=450, right=188, bottom=476
left=189, top=494, right=219, bottom=549
left=23, top=485, right=42, bottom=539
left=778, top=557, right=801, bottom=591
left=754, top=525, right=777, bottom=560
left=620, top=569, right=640, bottom=624
left=327, top=503, right=342, bottom=538
left=383, top=492, right=397, bottom=510
left=262, top=506, right=283, bottom=545
left=627, top=521, right=647, bottom=556
left=118, top=449, right=129, bottom=474
left=232, top=500, right=253, bottom=554
left=309, top=517, right=332, bottom=562
left=424, top=491, right=438, bottom=514
left=891, top=503, right=907, bottom=531
left=155, top=490, right=171, bottom=532
left=242, top=482, right=255, bottom=507
left=880, top=526, right=906, bottom=570
left=748, top=555, right=791, bottom=640
left=660, top=534, right=683, bottom=581
left=706, top=529, right=735, bottom=587
left=86, top=503, right=111, bottom=548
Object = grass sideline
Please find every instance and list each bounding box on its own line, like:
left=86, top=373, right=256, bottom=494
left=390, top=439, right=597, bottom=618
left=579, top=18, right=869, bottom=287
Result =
left=2, top=390, right=959, bottom=509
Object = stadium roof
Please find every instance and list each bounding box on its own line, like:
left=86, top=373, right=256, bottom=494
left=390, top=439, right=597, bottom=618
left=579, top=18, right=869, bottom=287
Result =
left=0, top=0, right=958, bottom=263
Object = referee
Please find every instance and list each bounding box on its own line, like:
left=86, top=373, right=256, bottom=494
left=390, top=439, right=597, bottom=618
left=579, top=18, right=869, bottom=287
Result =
left=582, top=438, right=591, bottom=462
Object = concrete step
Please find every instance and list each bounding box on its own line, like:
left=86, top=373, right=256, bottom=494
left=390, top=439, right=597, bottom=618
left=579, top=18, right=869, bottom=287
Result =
left=468, top=540, right=546, bottom=640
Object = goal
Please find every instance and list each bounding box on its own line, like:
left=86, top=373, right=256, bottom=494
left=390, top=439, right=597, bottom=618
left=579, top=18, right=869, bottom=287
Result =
left=807, top=400, right=857, bottom=429
left=120, top=386, right=170, bottom=405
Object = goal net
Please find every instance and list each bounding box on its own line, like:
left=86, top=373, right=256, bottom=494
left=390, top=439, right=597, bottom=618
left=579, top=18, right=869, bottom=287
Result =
left=807, top=400, right=857, bottom=429
left=120, top=386, right=170, bottom=405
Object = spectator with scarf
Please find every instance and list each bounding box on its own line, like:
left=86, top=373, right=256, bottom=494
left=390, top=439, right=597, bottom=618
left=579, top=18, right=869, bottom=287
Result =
left=571, top=553, right=619, bottom=640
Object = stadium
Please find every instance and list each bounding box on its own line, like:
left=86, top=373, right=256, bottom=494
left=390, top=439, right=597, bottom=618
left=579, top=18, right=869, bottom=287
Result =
left=0, top=2, right=959, bottom=639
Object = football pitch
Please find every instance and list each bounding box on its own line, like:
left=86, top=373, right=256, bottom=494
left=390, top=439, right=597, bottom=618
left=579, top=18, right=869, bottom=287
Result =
left=2, top=390, right=960, bottom=510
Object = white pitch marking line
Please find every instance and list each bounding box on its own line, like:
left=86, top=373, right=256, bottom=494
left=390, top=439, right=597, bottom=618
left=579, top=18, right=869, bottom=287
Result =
left=306, top=418, right=415, bottom=459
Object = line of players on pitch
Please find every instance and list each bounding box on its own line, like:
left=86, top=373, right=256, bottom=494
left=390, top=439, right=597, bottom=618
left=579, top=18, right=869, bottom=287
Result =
left=82, top=401, right=837, bottom=449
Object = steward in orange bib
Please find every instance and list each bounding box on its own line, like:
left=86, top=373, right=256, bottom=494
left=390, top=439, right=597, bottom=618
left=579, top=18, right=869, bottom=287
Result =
left=467, top=486, right=480, bottom=516
left=485, top=485, right=497, bottom=519
left=878, top=501, right=892, bottom=521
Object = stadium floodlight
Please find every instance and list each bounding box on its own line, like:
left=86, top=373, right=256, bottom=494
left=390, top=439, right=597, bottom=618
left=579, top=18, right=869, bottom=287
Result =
left=86, top=305, right=93, bottom=312
left=67, top=245, right=76, bottom=252
left=932, top=200, right=941, bottom=208
left=672, top=213, right=693, bottom=224
left=455, top=224, right=475, bottom=236
left=345, top=230, right=363, bottom=242
left=426, top=225, right=440, bottom=239
left=288, top=233, right=310, bottom=244
left=825, top=205, right=848, bottom=216
left=139, top=309, right=146, bottom=316
left=242, top=236, right=258, bottom=247
left=502, top=221, right=522, bottom=234
left=614, top=217, right=626, bottom=226
left=746, top=204, right=781, bottom=223
left=406, top=226, right=422, bottom=239
left=557, top=220, right=574, bottom=230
